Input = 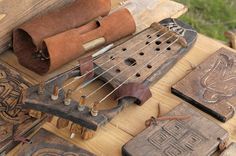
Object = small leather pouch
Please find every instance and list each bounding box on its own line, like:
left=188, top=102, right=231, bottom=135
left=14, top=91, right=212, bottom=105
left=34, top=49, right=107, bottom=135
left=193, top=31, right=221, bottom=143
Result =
left=18, top=8, right=136, bottom=74
left=13, top=0, right=111, bottom=73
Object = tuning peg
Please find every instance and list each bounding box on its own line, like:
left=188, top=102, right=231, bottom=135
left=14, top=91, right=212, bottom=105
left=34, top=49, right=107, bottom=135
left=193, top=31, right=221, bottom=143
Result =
left=177, top=36, right=188, bottom=48
left=78, top=96, right=86, bottom=111
left=64, top=89, right=72, bottom=106
left=56, top=118, right=69, bottom=129
left=51, top=85, right=59, bottom=100
left=38, top=81, right=45, bottom=95
left=91, top=101, right=99, bottom=117
left=70, top=123, right=82, bottom=139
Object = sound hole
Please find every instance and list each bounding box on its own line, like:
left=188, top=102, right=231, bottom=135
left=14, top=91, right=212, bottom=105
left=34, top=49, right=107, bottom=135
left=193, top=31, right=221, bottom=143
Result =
left=155, top=41, right=162, bottom=45
left=122, top=48, right=127, bottom=51
left=125, top=58, right=137, bottom=66
left=139, top=52, right=144, bottom=56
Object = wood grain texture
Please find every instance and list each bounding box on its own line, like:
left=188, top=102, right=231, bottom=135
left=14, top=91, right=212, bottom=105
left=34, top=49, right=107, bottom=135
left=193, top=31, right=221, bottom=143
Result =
left=122, top=103, right=228, bottom=156
left=18, top=128, right=95, bottom=156
left=4, top=0, right=226, bottom=156
left=0, top=0, right=75, bottom=53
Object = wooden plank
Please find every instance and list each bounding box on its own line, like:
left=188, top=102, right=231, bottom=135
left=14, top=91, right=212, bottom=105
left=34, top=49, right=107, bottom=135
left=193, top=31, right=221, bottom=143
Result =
left=172, top=48, right=236, bottom=122
left=0, top=0, right=75, bottom=53
left=122, top=103, right=228, bottom=156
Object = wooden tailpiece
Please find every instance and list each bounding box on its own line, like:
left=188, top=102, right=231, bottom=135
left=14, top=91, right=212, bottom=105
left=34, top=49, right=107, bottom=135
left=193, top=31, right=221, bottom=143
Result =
left=21, top=18, right=197, bottom=140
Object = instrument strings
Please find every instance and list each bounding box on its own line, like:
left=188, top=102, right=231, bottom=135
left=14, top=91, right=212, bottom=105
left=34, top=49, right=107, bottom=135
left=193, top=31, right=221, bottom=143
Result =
left=60, top=28, right=165, bottom=89
left=97, top=37, right=180, bottom=104
left=85, top=35, right=175, bottom=99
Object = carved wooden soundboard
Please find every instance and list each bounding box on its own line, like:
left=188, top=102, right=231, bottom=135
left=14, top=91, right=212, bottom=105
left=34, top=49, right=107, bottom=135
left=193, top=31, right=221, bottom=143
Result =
left=0, top=62, right=45, bottom=155
left=122, top=103, right=229, bottom=156
left=20, top=18, right=197, bottom=140
left=172, top=48, right=236, bottom=122
left=18, top=128, right=95, bottom=156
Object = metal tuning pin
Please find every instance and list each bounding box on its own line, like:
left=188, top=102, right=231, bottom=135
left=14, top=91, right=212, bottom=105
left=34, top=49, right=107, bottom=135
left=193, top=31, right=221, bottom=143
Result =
left=38, top=81, right=45, bottom=95
left=56, top=118, right=69, bottom=129
left=51, top=85, right=59, bottom=101
left=91, top=101, right=99, bottom=117
left=70, top=123, right=82, bottom=139
left=78, top=96, right=86, bottom=111
left=64, top=89, right=72, bottom=106
left=177, top=36, right=188, bottom=48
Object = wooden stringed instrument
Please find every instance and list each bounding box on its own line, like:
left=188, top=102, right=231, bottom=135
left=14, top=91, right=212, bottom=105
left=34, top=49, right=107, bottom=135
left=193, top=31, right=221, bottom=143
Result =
left=21, top=18, right=197, bottom=140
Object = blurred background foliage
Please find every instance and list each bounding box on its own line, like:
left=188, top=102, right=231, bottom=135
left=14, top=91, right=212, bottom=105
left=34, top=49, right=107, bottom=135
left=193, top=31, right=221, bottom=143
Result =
left=175, top=0, right=236, bottom=41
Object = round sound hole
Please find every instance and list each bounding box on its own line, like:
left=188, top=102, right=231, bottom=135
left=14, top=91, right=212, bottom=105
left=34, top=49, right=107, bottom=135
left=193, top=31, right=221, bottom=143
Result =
left=124, top=58, right=137, bottom=66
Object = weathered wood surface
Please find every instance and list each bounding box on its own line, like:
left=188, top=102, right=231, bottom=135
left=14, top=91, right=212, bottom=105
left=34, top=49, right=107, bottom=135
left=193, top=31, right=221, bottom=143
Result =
left=0, top=61, right=45, bottom=155
left=18, top=128, right=95, bottom=156
left=220, top=142, right=236, bottom=156
left=122, top=103, right=228, bottom=156
left=0, top=0, right=75, bottom=53
left=7, top=0, right=236, bottom=156
left=172, top=48, right=236, bottom=122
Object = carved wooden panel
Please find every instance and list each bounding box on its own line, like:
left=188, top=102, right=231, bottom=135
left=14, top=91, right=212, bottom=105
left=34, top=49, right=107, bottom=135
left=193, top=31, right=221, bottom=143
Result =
left=18, top=128, right=95, bottom=156
left=172, top=48, right=236, bottom=122
left=122, top=103, right=228, bottom=156
left=220, top=142, right=236, bottom=156
left=0, top=62, right=45, bottom=154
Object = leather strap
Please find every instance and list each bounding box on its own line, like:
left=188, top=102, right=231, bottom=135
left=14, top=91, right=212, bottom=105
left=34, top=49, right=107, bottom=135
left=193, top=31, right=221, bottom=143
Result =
left=79, top=56, right=94, bottom=80
left=115, top=83, right=152, bottom=105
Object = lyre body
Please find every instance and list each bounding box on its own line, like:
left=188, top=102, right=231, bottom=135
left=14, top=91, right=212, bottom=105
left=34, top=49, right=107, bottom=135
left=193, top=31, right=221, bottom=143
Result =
left=21, top=18, right=197, bottom=138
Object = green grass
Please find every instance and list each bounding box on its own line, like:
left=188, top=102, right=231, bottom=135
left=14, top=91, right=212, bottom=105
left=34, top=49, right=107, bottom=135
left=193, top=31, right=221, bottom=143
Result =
left=175, top=0, right=236, bottom=41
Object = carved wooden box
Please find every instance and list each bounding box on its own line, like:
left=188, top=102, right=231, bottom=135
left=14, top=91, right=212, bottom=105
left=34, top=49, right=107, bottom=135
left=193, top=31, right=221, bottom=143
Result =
left=122, top=103, right=228, bottom=156
left=18, top=128, right=95, bottom=156
left=172, top=48, right=236, bottom=122
left=0, top=62, right=45, bottom=155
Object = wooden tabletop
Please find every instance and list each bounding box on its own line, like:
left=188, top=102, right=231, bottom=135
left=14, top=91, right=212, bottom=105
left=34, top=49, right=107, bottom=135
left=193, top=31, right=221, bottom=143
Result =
left=4, top=0, right=236, bottom=155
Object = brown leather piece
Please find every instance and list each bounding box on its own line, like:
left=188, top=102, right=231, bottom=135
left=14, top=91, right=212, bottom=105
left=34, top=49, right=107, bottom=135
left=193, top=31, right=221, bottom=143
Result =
left=115, top=83, right=152, bottom=105
left=40, top=8, right=136, bottom=74
left=79, top=56, right=94, bottom=79
left=13, top=0, right=111, bottom=74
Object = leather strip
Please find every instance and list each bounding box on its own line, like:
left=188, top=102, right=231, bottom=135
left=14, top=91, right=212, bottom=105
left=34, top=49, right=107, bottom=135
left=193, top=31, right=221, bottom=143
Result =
left=40, top=8, right=136, bottom=74
left=13, top=0, right=111, bottom=75
left=115, top=83, right=152, bottom=105
left=79, top=56, right=94, bottom=80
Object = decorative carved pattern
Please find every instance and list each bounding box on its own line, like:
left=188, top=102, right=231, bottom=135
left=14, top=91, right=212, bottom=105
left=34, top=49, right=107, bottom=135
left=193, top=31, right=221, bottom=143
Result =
left=122, top=103, right=228, bottom=156
left=200, top=54, right=236, bottom=103
left=162, top=21, right=185, bottom=36
left=148, top=121, right=206, bottom=156
left=0, top=64, right=30, bottom=124
left=172, top=48, right=236, bottom=122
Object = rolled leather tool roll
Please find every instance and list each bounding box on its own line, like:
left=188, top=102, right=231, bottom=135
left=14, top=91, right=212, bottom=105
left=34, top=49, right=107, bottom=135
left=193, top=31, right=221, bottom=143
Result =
left=16, top=8, right=136, bottom=74
left=13, top=0, right=111, bottom=74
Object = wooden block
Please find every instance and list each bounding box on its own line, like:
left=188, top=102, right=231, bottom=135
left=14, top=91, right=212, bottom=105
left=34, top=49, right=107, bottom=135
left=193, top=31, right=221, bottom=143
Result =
left=18, top=128, right=95, bottom=156
left=220, top=142, right=236, bottom=156
left=172, top=48, right=236, bottom=122
left=0, top=0, right=74, bottom=53
left=0, top=61, right=45, bottom=155
left=122, top=103, right=229, bottom=156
